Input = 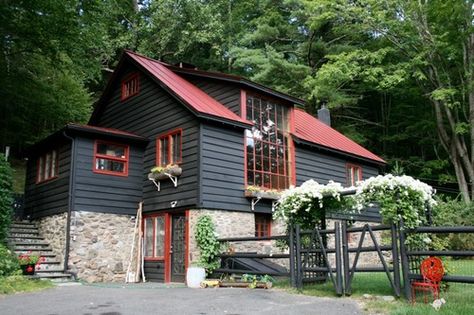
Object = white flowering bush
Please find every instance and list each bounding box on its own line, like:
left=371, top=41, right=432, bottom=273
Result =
left=274, top=175, right=436, bottom=232
left=274, top=180, right=349, bottom=229
left=355, top=174, right=436, bottom=229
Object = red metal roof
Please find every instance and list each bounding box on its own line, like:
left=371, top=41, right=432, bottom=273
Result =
left=125, top=51, right=252, bottom=126
left=293, top=109, right=385, bottom=164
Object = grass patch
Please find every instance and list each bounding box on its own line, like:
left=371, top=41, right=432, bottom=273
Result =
left=275, top=260, right=474, bottom=314
left=0, top=276, right=54, bottom=295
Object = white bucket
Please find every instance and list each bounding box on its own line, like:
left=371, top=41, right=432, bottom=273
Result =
left=186, top=266, right=206, bottom=288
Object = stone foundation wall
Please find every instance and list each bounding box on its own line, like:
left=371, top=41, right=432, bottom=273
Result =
left=35, top=212, right=68, bottom=267
left=188, top=210, right=288, bottom=268
left=68, top=211, right=135, bottom=283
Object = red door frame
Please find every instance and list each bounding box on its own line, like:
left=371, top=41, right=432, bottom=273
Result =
left=162, top=211, right=189, bottom=283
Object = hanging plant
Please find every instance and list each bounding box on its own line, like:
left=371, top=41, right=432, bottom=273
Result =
left=355, top=174, right=436, bottom=229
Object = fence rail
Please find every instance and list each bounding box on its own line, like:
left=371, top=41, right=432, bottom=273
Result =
left=217, top=219, right=474, bottom=301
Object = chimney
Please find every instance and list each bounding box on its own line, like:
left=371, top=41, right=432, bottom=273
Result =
left=317, top=105, right=331, bottom=126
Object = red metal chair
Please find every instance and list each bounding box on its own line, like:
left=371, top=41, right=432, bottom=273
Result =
left=411, top=257, right=445, bottom=303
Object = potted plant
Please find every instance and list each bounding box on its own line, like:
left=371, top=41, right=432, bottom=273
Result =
left=244, top=186, right=281, bottom=200
left=17, top=251, right=42, bottom=275
left=148, top=164, right=182, bottom=181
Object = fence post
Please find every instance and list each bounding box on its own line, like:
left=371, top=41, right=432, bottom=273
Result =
left=398, top=218, right=412, bottom=300
left=335, top=221, right=343, bottom=296
left=341, top=221, right=350, bottom=295
left=289, top=224, right=296, bottom=288
left=295, top=224, right=303, bottom=289
left=391, top=223, right=401, bottom=298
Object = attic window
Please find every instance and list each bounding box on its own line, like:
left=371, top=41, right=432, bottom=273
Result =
left=156, top=129, right=182, bottom=167
left=121, top=73, right=140, bottom=100
left=37, top=150, right=58, bottom=183
left=346, top=164, right=362, bottom=186
left=245, top=95, right=291, bottom=190
left=94, top=141, right=129, bottom=176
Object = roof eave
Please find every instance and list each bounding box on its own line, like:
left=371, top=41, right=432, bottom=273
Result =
left=65, top=124, right=149, bottom=144
left=292, top=136, right=386, bottom=166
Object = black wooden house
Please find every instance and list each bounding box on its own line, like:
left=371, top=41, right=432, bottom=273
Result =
left=24, top=51, right=385, bottom=283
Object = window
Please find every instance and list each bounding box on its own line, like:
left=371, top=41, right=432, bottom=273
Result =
left=37, top=150, right=58, bottom=183
left=94, top=141, right=129, bottom=176
left=156, top=130, right=182, bottom=166
left=255, top=214, right=272, bottom=237
left=246, top=95, right=291, bottom=190
left=346, top=164, right=362, bottom=186
left=121, top=73, right=140, bottom=100
left=144, top=215, right=165, bottom=259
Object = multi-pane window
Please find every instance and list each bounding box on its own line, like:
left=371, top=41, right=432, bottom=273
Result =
left=246, top=95, right=291, bottom=190
left=121, top=73, right=140, bottom=100
left=144, top=216, right=165, bottom=259
left=157, top=130, right=182, bottom=166
left=346, top=164, right=362, bottom=186
left=94, top=141, right=129, bottom=176
left=255, top=214, right=272, bottom=237
left=37, top=150, right=58, bottom=183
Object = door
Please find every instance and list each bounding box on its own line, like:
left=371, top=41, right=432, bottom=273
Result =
left=170, top=214, right=186, bottom=282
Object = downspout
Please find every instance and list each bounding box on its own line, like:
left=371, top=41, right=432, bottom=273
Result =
left=63, top=131, right=76, bottom=273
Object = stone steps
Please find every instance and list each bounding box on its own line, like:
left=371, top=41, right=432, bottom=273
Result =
left=8, top=220, right=73, bottom=282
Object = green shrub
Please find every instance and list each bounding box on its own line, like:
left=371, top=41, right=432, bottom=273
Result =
left=432, top=199, right=474, bottom=251
left=195, top=215, right=221, bottom=275
left=0, top=154, right=14, bottom=244
left=0, top=244, right=20, bottom=277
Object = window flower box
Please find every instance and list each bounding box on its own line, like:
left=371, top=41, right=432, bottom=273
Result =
left=148, top=164, right=182, bottom=181
left=244, top=187, right=281, bottom=200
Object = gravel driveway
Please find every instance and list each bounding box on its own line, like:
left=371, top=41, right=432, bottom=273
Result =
left=0, top=283, right=361, bottom=315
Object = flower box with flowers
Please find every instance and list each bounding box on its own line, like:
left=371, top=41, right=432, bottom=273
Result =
left=148, top=164, right=182, bottom=181
left=244, top=186, right=281, bottom=200
left=18, top=251, right=44, bottom=275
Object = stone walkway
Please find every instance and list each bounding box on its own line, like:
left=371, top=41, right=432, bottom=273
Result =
left=0, top=283, right=362, bottom=315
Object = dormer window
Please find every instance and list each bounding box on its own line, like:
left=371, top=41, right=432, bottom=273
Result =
left=245, top=95, right=291, bottom=190
left=121, top=73, right=140, bottom=100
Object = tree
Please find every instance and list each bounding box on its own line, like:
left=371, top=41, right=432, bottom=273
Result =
left=301, top=0, right=474, bottom=202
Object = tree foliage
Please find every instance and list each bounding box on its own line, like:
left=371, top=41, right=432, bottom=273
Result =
left=1, top=0, right=472, bottom=200
left=0, top=154, right=13, bottom=244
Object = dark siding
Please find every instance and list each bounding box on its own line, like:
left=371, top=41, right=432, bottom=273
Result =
left=24, top=142, right=71, bottom=219
left=95, top=63, right=199, bottom=212
left=295, top=144, right=380, bottom=186
left=73, top=137, right=143, bottom=215
left=185, top=76, right=241, bottom=116
left=144, top=261, right=165, bottom=282
left=200, top=123, right=271, bottom=213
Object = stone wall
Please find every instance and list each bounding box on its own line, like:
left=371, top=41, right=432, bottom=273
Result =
left=68, top=211, right=135, bottom=283
left=36, top=212, right=68, bottom=267
left=188, top=209, right=288, bottom=268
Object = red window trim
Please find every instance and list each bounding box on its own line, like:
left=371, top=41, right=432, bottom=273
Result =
left=36, top=150, right=59, bottom=184
left=93, top=140, right=129, bottom=177
left=121, top=73, right=140, bottom=101
left=143, top=214, right=166, bottom=261
left=244, top=94, right=293, bottom=191
left=156, top=129, right=183, bottom=167
left=346, top=163, right=362, bottom=186
left=255, top=213, right=272, bottom=237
